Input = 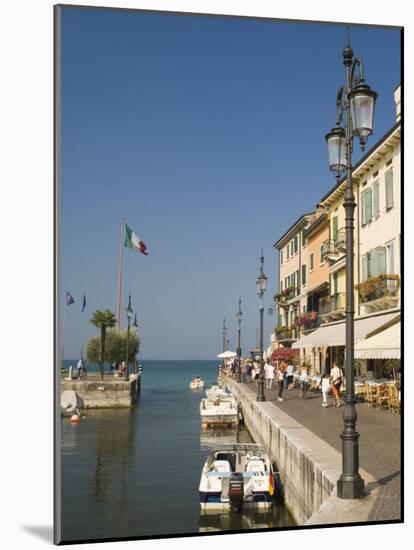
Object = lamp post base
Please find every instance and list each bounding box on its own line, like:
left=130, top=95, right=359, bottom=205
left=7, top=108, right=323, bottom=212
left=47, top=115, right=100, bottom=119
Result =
left=256, top=394, right=266, bottom=402
left=337, top=476, right=365, bottom=499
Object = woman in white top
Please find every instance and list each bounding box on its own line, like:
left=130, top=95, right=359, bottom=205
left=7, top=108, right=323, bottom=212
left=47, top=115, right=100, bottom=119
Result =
left=299, top=366, right=308, bottom=400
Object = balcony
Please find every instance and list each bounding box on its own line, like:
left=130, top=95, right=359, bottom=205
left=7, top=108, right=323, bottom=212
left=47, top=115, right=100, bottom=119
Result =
left=275, top=325, right=297, bottom=342
left=296, top=311, right=320, bottom=333
left=321, top=230, right=346, bottom=262
left=357, top=274, right=400, bottom=314
left=275, top=286, right=300, bottom=308
left=319, top=292, right=346, bottom=322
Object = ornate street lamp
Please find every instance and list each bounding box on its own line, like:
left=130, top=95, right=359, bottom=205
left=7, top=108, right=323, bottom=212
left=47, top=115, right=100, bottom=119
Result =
left=236, top=297, right=243, bottom=382
left=256, top=252, right=267, bottom=402
left=325, top=30, right=377, bottom=499
left=132, top=313, right=138, bottom=374
left=125, top=292, right=133, bottom=381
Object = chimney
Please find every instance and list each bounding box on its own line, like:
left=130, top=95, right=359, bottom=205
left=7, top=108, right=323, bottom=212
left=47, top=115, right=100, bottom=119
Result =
left=394, top=85, right=401, bottom=122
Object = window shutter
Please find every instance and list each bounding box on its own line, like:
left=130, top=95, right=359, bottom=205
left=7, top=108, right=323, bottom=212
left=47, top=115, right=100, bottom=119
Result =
left=280, top=280, right=283, bottom=292
left=367, top=251, right=371, bottom=279
left=386, top=171, right=394, bottom=209
left=333, top=272, right=338, bottom=295
left=310, top=252, right=314, bottom=271
left=373, top=182, right=380, bottom=217
left=387, top=242, right=395, bottom=274
left=280, top=250, right=283, bottom=265
left=362, top=255, right=368, bottom=281
left=302, top=264, right=306, bottom=286
left=365, top=188, right=373, bottom=223
left=286, top=245, right=289, bottom=259
left=332, top=216, right=338, bottom=241
left=378, top=247, right=386, bottom=274
left=361, top=191, right=366, bottom=225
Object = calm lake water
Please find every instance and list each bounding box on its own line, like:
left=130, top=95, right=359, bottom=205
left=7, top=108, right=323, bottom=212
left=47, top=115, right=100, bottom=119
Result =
left=60, top=360, right=295, bottom=542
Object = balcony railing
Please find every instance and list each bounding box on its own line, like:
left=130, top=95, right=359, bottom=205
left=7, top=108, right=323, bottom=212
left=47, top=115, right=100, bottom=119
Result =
left=296, top=311, right=320, bottom=331
left=335, top=228, right=346, bottom=250
left=275, top=326, right=296, bottom=341
left=357, top=274, right=400, bottom=304
left=319, top=292, right=346, bottom=316
left=321, top=231, right=346, bottom=262
left=275, top=286, right=299, bottom=304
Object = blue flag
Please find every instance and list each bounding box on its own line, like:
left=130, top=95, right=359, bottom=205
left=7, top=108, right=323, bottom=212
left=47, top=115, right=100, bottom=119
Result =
left=81, top=293, right=86, bottom=313
left=66, top=292, right=75, bottom=306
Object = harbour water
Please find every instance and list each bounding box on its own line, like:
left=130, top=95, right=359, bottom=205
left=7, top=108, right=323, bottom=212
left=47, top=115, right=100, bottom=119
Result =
left=60, top=360, right=295, bottom=542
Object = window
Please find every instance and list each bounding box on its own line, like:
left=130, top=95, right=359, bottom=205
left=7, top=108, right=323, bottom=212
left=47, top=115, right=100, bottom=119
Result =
left=302, top=230, right=307, bottom=247
left=296, top=269, right=300, bottom=288
left=332, top=216, right=338, bottom=241
left=294, top=235, right=299, bottom=254
left=280, top=280, right=283, bottom=292
left=301, top=264, right=307, bottom=286
left=373, top=181, right=380, bottom=218
left=386, top=241, right=395, bottom=274
left=386, top=170, right=394, bottom=210
left=280, top=250, right=283, bottom=265
left=310, top=252, right=314, bottom=271
left=286, top=244, right=290, bottom=260
left=361, top=187, right=373, bottom=225
left=291, top=240, right=294, bottom=255
left=320, top=244, right=324, bottom=264
left=364, top=247, right=387, bottom=279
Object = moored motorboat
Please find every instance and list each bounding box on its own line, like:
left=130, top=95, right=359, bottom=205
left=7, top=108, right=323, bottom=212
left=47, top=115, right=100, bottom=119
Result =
left=205, top=384, right=232, bottom=401
left=200, top=395, right=239, bottom=428
left=190, top=377, right=205, bottom=389
left=199, top=444, right=279, bottom=511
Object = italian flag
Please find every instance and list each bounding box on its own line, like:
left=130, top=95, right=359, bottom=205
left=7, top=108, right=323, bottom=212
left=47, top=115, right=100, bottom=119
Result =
left=124, top=223, right=148, bottom=256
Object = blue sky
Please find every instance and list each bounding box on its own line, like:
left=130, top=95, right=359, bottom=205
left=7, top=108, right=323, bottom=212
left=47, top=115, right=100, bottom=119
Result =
left=60, top=7, right=401, bottom=360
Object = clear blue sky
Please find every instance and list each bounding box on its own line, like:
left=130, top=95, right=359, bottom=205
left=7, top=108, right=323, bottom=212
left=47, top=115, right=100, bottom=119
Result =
left=60, top=7, right=401, bottom=360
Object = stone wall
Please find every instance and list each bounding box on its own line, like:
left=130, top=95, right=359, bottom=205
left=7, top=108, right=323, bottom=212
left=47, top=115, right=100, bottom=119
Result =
left=224, top=377, right=378, bottom=525
left=61, top=376, right=140, bottom=409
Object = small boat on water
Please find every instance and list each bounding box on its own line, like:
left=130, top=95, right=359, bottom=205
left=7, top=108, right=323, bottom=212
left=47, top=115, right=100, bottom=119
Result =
left=205, top=384, right=232, bottom=401
left=190, top=377, right=205, bottom=389
left=199, top=444, right=279, bottom=511
left=200, top=395, right=239, bottom=428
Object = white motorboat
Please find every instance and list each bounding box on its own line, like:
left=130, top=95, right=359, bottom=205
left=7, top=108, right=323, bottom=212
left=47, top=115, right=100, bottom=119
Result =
left=190, top=378, right=205, bottom=389
left=200, top=396, right=239, bottom=428
left=205, top=384, right=233, bottom=401
left=199, top=444, right=279, bottom=511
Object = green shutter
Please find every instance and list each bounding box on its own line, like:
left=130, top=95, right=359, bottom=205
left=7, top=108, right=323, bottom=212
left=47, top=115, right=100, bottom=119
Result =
left=386, top=171, right=394, bottom=209
left=378, top=247, right=386, bottom=274
left=302, top=264, right=306, bottom=285
left=362, top=255, right=368, bottom=281
left=387, top=242, right=395, bottom=274
left=333, top=272, right=338, bottom=295
left=332, top=216, right=338, bottom=241
left=365, top=188, right=373, bottom=223
left=373, top=182, right=380, bottom=217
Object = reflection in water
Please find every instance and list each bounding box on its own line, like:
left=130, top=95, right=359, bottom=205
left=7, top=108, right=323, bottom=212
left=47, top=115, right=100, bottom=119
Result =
left=198, top=426, right=292, bottom=533
left=61, top=361, right=295, bottom=542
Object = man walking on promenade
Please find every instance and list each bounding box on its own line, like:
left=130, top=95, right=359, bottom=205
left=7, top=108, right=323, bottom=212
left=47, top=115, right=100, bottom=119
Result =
left=264, top=360, right=275, bottom=390
left=286, top=362, right=294, bottom=389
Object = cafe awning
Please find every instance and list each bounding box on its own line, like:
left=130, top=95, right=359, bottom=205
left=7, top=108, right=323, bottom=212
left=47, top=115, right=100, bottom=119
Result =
left=354, top=322, right=400, bottom=359
left=292, top=311, right=399, bottom=349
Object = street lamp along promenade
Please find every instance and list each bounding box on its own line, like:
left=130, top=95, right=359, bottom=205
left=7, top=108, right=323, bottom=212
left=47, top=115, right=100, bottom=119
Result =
left=325, top=30, right=377, bottom=500
left=125, top=292, right=133, bottom=381
left=236, top=297, right=243, bottom=382
left=256, top=252, right=267, bottom=402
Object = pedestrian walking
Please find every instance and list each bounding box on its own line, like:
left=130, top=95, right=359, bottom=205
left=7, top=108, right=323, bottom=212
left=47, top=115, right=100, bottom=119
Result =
left=241, top=360, right=248, bottom=383
left=264, top=360, right=275, bottom=390
left=286, top=362, right=294, bottom=389
left=330, top=362, right=344, bottom=407
left=253, top=362, right=260, bottom=386
left=276, top=364, right=285, bottom=401
left=321, top=373, right=330, bottom=407
left=299, top=365, right=308, bottom=399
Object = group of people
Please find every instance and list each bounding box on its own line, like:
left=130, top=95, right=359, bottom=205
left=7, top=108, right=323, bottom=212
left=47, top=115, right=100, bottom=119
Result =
left=221, top=357, right=345, bottom=408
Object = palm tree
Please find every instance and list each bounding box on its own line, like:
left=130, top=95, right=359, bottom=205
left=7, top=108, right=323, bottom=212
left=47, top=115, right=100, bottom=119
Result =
left=90, top=309, right=117, bottom=380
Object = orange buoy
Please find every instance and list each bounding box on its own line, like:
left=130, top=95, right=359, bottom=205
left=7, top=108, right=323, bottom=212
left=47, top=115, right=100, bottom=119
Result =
left=71, top=414, right=81, bottom=423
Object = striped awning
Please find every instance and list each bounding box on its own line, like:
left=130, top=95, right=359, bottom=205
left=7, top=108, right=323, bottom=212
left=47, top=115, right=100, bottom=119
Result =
left=354, top=322, right=400, bottom=359
left=292, top=311, right=399, bottom=349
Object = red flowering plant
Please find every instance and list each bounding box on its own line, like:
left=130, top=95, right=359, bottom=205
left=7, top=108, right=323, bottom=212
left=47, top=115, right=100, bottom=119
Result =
left=271, top=347, right=299, bottom=362
left=296, top=311, right=318, bottom=330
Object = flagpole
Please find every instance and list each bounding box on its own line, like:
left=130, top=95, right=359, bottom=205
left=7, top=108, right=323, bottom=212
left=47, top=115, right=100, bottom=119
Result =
left=117, top=216, right=126, bottom=332
left=80, top=292, right=85, bottom=358
left=62, top=297, right=66, bottom=369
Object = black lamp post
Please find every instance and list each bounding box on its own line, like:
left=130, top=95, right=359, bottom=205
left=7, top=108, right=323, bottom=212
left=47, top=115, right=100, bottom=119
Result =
left=236, top=297, right=243, bottom=382
left=325, top=30, right=377, bottom=499
left=256, top=252, right=267, bottom=402
left=125, top=292, right=133, bottom=381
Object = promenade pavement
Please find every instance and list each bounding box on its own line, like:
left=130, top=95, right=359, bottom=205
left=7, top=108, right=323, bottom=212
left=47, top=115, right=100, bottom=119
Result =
left=236, top=378, right=401, bottom=522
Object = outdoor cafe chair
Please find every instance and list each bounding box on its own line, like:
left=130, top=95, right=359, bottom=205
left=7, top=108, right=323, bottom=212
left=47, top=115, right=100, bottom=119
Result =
left=375, top=383, right=391, bottom=410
